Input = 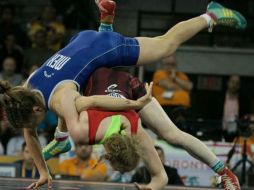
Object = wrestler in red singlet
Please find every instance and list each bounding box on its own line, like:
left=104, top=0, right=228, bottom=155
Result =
left=84, top=67, right=146, bottom=144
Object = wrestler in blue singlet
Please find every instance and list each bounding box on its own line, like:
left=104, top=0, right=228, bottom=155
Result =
left=27, top=30, right=140, bottom=109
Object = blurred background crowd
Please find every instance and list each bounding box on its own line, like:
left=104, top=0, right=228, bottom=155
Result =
left=0, top=0, right=254, bottom=188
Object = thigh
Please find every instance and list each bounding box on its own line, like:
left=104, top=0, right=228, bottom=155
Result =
left=139, top=98, right=181, bottom=136
left=135, top=36, right=176, bottom=66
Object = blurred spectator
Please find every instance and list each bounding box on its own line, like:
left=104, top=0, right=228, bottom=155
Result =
left=59, top=144, right=107, bottom=181
left=0, top=57, right=23, bottom=86
left=132, top=146, right=183, bottom=185
left=0, top=34, right=23, bottom=72
left=0, top=142, right=3, bottom=155
left=0, top=110, right=13, bottom=154
left=0, top=3, right=26, bottom=46
left=222, top=75, right=241, bottom=142
left=152, top=55, right=193, bottom=129
left=50, top=0, right=98, bottom=30
left=6, top=131, right=47, bottom=156
left=15, top=142, right=39, bottom=178
left=24, top=29, right=54, bottom=76
left=233, top=114, right=254, bottom=149
left=27, top=5, right=66, bottom=51
left=0, top=124, right=3, bottom=155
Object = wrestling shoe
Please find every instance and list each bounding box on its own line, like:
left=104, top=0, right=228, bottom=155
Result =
left=96, top=0, right=116, bottom=22
left=218, top=167, right=240, bottom=190
left=42, top=138, right=72, bottom=161
left=207, top=1, right=247, bottom=31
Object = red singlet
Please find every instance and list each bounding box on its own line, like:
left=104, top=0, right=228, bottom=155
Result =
left=87, top=109, right=139, bottom=144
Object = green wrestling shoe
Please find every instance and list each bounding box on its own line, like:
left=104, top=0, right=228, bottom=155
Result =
left=42, top=138, right=72, bottom=161
left=207, top=1, right=247, bottom=30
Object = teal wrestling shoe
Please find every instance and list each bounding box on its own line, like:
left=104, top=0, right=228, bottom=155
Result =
left=42, top=138, right=72, bottom=161
left=207, top=1, right=247, bottom=31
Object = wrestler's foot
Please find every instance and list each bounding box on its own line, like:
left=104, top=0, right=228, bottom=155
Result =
left=207, top=1, right=247, bottom=31
left=218, top=167, right=240, bottom=190
left=96, top=0, right=116, bottom=24
left=42, top=138, right=72, bottom=161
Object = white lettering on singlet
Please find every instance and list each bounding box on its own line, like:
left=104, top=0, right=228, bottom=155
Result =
left=46, top=54, right=71, bottom=70
left=105, top=84, right=126, bottom=99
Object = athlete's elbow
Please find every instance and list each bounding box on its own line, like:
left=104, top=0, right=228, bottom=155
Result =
left=75, top=96, right=94, bottom=112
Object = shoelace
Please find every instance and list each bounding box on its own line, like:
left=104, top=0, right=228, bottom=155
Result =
left=221, top=174, right=239, bottom=190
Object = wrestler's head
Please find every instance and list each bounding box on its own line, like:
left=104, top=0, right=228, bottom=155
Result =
left=0, top=80, right=45, bottom=128
left=103, top=133, right=140, bottom=173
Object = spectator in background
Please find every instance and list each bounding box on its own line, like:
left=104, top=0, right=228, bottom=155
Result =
left=0, top=142, right=3, bottom=155
left=0, top=34, right=23, bottom=72
left=24, top=29, right=54, bottom=76
left=0, top=57, right=23, bottom=86
left=6, top=130, right=47, bottom=156
left=132, top=146, right=184, bottom=185
left=0, top=125, right=4, bottom=155
left=233, top=114, right=254, bottom=154
left=27, top=5, right=66, bottom=51
left=0, top=109, right=13, bottom=154
left=15, top=142, right=39, bottom=178
left=222, top=75, right=241, bottom=142
left=59, top=144, right=107, bottom=181
left=152, top=55, right=193, bottom=129
left=0, top=3, right=26, bottom=46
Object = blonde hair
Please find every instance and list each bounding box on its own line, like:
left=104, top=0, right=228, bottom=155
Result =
left=104, top=134, right=140, bottom=172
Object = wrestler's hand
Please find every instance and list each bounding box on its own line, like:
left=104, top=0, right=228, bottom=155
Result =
left=136, top=82, right=153, bottom=108
left=27, top=173, right=52, bottom=189
left=134, top=182, right=152, bottom=190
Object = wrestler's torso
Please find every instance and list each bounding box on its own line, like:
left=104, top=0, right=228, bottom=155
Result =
left=27, top=30, right=124, bottom=109
left=79, top=110, right=134, bottom=145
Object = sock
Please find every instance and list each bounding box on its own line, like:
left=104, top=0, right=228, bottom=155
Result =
left=201, top=13, right=216, bottom=32
left=210, top=159, right=226, bottom=174
left=54, top=127, right=69, bottom=141
left=99, top=23, right=113, bottom=32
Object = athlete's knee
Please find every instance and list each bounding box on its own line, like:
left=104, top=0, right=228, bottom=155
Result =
left=160, top=127, right=185, bottom=145
left=155, top=36, right=179, bottom=57
left=69, top=127, right=86, bottom=145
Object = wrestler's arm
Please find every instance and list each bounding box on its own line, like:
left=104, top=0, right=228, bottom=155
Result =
left=24, top=128, right=52, bottom=189
left=135, top=125, right=168, bottom=190
left=75, top=82, right=153, bottom=113
left=76, top=95, right=143, bottom=112
left=22, top=77, right=52, bottom=189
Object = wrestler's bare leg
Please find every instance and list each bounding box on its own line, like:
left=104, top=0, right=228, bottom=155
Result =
left=139, top=98, right=216, bottom=165
left=136, top=17, right=208, bottom=65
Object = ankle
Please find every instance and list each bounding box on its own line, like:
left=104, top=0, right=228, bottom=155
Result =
left=201, top=13, right=215, bottom=26
left=55, top=127, right=69, bottom=141
left=210, top=159, right=226, bottom=174
left=99, top=23, right=113, bottom=32
left=100, top=15, right=114, bottom=24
